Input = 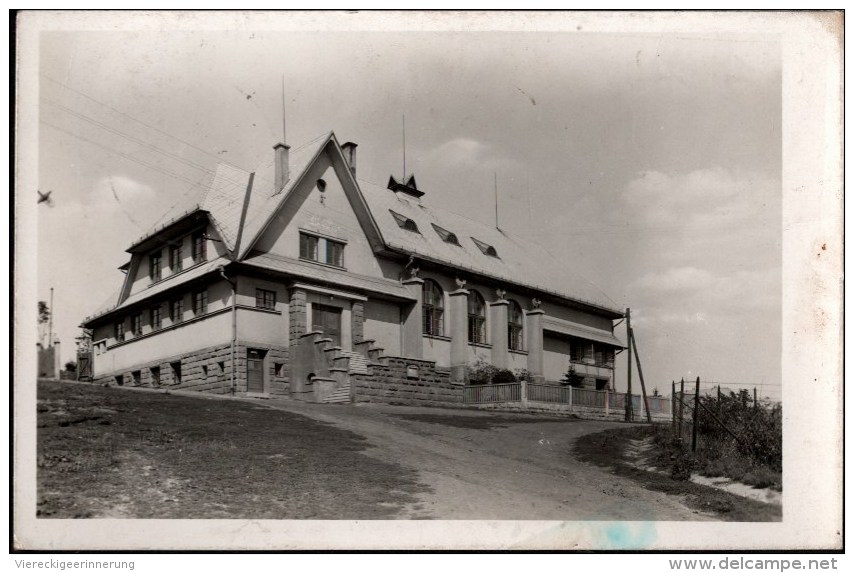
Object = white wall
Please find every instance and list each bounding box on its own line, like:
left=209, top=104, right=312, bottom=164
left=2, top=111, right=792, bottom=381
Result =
left=423, top=336, right=451, bottom=366
left=543, top=333, right=571, bottom=383
left=94, top=311, right=232, bottom=375
left=364, top=299, right=401, bottom=356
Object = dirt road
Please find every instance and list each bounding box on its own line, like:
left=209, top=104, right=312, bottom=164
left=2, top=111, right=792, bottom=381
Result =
left=257, top=399, right=711, bottom=521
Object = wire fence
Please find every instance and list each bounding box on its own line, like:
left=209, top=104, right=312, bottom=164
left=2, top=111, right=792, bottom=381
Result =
left=671, top=379, right=782, bottom=479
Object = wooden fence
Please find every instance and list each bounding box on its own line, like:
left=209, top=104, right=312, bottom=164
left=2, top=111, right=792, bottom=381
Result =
left=464, top=382, right=672, bottom=421
left=463, top=383, right=522, bottom=404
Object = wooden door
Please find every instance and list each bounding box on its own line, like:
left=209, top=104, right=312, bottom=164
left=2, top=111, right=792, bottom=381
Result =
left=312, top=304, right=342, bottom=346
left=77, top=351, right=92, bottom=381
left=247, top=349, right=265, bottom=393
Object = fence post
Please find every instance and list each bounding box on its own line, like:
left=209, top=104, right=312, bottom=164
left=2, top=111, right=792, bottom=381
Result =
left=717, top=384, right=721, bottom=414
left=691, top=376, right=700, bottom=452
left=639, top=392, right=645, bottom=421
left=605, top=387, right=610, bottom=416
left=568, top=384, right=573, bottom=409
left=520, top=377, right=528, bottom=408
left=671, top=381, right=676, bottom=434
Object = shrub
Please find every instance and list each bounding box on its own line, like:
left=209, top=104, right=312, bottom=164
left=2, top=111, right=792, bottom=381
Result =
left=562, top=365, right=585, bottom=388
left=514, top=368, right=532, bottom=382
left=492, top=369, right=517, bottom=385
left=467, top=359, right=497, bottom=385
left=467, top=360, right=518, bottom=385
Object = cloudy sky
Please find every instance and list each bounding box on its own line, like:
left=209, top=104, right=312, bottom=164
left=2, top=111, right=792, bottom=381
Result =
left=31, top=13, right=782, bottom=399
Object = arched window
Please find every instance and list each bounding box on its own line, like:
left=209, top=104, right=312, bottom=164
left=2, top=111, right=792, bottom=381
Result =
left=422, top=279, right=444, bottom=336
left=467, top=290, right=486, bottom=344
left=508, top=299, right=523, bottom=351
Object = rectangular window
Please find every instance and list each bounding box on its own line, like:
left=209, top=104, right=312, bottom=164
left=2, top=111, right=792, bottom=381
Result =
left=171, top=361, right=182, bottom=384
left=192, top=231, right=207, bottom=263
left=149, top=252, right=162, bottom=281
left=171, top=298, right=183, bottom=324
left=170, top=244, right=183, bottom=272
left=299, top=233, right=318, bottom=260
left=150, top=305, right=162, bottom=331
left=131, top=370, right=141, bottom=385
left=274, top=362, right=285, bottom=377
left=299, top=232, right=345, bottom=268
left=115, top=321, right=125, bottom=342
left=151, top=366, right=161, bottom=386
left=131, top=313, right=143, bottom=336
left=255, top=288, right=276, bottom=310
left=193, top=289, right=208, bottom=316
left=508, top=325, right=523, bottom=351
left=325, top=240, right=344, bottom=266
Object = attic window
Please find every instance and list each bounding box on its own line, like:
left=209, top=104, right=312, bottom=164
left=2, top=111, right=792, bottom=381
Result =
left=471, top=237, right=498, bottom=257
left=431, top=223, right=460, bottom=246
left=389, top=210, right=420, bottom=233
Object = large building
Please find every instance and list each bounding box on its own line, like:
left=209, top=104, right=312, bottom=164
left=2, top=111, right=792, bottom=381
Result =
left=82, top=132, right=625, bottom=402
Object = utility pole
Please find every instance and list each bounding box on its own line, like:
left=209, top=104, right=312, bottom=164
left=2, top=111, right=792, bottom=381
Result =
left=625, top=307, right=633, bottom=421
left=692, top=376, right=700, bottom=452
left=48, top=287, right=54, bottom=347
left=630, top=329, right=652, bottom=423
left=678, top=378, right=685, bottom=440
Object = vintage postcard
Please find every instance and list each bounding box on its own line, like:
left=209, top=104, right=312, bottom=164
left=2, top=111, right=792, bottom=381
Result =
left=12, top=10, right=843, bottom=551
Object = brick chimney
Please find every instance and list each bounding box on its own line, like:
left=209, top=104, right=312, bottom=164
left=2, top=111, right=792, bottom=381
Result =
left=273, top=142, right=290, bottom=192
left=341, top=142, right=357, bottom=176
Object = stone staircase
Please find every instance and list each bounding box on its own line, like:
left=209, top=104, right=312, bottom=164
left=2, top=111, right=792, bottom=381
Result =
left=294, top=333, right=388, bottom=404
left=322, top=381, right=352, bottom=404
left=339, top=349, right=369, bottom=374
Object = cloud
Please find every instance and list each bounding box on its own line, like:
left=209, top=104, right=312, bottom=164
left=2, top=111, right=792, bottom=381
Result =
left=427, top=137, right=491, bottom=168
left=630, top=265, right=780, bottom=328
left=624, top=167, right=777, bottom=229
left=88, top=175, right=157, bottom=206
left=633, top=266, right=715, bottom=293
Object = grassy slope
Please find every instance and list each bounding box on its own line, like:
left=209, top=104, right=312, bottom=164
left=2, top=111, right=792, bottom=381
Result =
left=37, top=380, right=429, bottom=519
left=574, top=426, right=782, bottom=522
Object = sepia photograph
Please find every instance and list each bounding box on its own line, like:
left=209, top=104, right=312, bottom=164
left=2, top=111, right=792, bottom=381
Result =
left=13, top=10, right=843, bottom=552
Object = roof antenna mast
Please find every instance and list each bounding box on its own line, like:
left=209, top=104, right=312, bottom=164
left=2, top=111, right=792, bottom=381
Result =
left=402, top=114, right=406, bottom=181
left=494, top=172, right=499, bottom=228
left=282, top=74, right=288, bottom=145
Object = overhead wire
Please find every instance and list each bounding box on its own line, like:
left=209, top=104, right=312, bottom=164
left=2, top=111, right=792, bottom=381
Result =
left=40, top=72, right=248, bottom=172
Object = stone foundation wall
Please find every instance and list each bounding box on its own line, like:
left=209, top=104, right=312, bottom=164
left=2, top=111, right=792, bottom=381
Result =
left=92, top=342, right=290, bottom=396
left=352, top=357, right=463, bottom=407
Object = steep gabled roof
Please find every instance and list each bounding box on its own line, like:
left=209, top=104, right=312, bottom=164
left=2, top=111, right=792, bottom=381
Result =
left=236, top=132, right=335, bottom=260
left=359, top=179, right=621, bottom=314
left=91, top=130, right=620, bottom=324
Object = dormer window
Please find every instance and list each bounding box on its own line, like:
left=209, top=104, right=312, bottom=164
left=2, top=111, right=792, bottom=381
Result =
left=431, top=223, right=460, bottom=246
left=170, top=243, right=183, bottom=272
left=149, top=252, right=162, bottom=282
left=389, top=210, right=420, bottom=233
left=471, top=237, right=498, bottom=257
left=192, top=231, right=207, bottom=263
